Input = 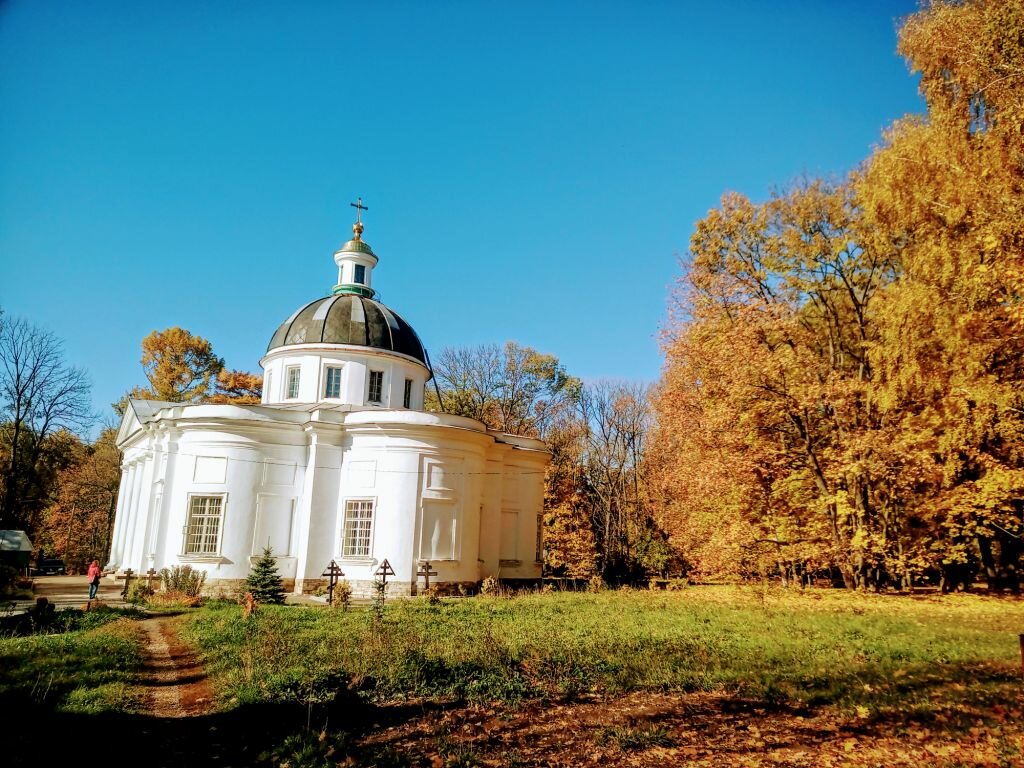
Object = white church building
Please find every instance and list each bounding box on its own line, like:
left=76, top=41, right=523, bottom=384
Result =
left=109, top=210, right=547, bottom=596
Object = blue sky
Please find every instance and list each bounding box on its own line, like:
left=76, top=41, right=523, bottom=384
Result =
left=0, top=1, right=923, bottom=428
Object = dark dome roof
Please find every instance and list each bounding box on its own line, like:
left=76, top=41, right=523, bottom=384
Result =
left=267, top=295, right=428, bottom=366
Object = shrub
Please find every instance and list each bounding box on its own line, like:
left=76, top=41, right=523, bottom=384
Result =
left=480, top=576, right=501, bottom=596
left=125, top=581, right=155, bottom=605
left=160, top=565, right=207, bottom=598
left=331, top=579, right=352, bottom=610
left=0, top=565, right=20, bottom=596
left=588, top=575, right=605, bottom=593
left=245, top=547, right=285, bottom=605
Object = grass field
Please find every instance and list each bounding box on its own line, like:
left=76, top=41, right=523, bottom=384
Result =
left=4, top=587, right=1023, bottom=766
left=171, top=586, right=1024, bottom=767
left=0, top=606, right=147, bottom=714
left=182, top=586, right=1024, bottom=719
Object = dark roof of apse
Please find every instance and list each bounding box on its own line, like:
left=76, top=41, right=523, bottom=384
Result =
left=267, top=295, right=428, bottom=367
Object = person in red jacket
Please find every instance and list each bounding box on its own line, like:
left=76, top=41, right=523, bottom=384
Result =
left=87, top=560, right=101, bottom=600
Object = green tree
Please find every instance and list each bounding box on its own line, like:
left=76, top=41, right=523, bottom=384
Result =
left=245, top=546, right=285, bottom=604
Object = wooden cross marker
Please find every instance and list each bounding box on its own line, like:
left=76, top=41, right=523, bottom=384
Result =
left=374, top=558, right=395, bottom=589
left=417, top=560, right=438, bottom=592
left=144, top=568, right=159, bottom=588
left=116, top=568, right=134, bottom=599
left=321, top=560, right=345, bottom=604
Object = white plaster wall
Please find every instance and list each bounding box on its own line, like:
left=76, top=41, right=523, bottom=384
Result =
left=333, top=250, right=377, bottom=292
left=113, top=403, right=548, bottom=593
left=261, top=346, right=427, bottom=409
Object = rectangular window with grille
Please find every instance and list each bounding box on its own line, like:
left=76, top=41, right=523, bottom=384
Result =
left=184, top=495, right=223, bottom=555
left=368, top=370, right=383, bottom=404
left=286, top=366, right=301, bottom=399
left=324, top=366, right=343, bottom=399
left=403, top=378, right=412, bottom=408
left=342, top=499, right=374, bottom=557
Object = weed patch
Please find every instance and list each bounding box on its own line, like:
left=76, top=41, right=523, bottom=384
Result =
left=595, top=723, right=676, bottom=750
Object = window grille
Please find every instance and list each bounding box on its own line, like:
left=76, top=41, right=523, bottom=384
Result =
left=184, top=496, right=223, bottom=555
left=368, top=370, right=383, bottom=403
left=324, top=366, right=343, bottom=398
left=403, top=378, right=412, bottom=408
left=342, top=499, right=374, bottom=557
left=286, top=366, right=301, bottom=399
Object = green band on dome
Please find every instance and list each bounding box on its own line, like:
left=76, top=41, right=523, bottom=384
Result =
left=332, top=283, right=376, bottom=298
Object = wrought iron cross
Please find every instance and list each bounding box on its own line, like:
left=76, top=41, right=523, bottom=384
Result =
left=417, top=560, right=438, bottom=592
left=350, top=197, right=368, bottom=224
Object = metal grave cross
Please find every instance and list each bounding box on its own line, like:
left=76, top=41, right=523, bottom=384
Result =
left=350, top=197, right=368, bottom=223
left=321, top=560, right=345, bottom=604
left=116, top=568, right=134, bottom=599
left=374, top=558, right=395, bottom=589
left=417, top=560, right=438, bottom=592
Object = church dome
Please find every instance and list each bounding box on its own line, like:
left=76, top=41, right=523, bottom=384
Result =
left=337, top=238, right=376, bottom=257
left=266, top=295, right=428, bottom=366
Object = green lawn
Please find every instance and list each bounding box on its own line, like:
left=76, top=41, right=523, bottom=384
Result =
left=180, top=586, right=1024, bottom=721
left=0, top=607, right=147, bottom=714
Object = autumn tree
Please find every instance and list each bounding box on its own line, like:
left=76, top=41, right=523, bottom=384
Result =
left=207, top=369, right=263, bottom=404
left=652, top=0, right=1024, bottom=593
left=428, top=341, right=580, bottom=438
left=117, top=330, right=261, bottom=412
left=0, top=313, right=93, bottom=532
left=542, top=413, right=599, bottom=579
left=139, top=327, right=224, bottom=403
left=857, top=0, right=1024, bottom=591
left=654, top=181, right=899, bottom=588
left=576, top=380, right=663, bottom=580
left=40, top=428, right=121, bottom=571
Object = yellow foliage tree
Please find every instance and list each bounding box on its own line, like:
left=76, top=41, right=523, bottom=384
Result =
left=140, top=327, right=224, bottom=403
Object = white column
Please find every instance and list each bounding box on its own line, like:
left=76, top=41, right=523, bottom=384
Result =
left=113, top=463, right=139, bottom=569
left=141, top=443, right=165, bottom=566
left=125, top=457, right=155, bottom=571
left=121, top=460, right=145, bottom=570
left=106, top=465, right=132, bottom=568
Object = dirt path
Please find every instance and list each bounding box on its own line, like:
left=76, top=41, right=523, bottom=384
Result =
left=138, top=616, right=214, bottom=718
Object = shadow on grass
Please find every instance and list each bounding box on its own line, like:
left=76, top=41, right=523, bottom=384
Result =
left=5, top=693, right=462, bottom=768
left=7, top=662, right=1021, bottom=768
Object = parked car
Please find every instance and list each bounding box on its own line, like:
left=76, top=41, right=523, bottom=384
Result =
left=33, top=559, right=65, bottom=576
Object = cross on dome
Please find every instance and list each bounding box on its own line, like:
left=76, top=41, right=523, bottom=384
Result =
left=350, top=197, right=368, bottom=240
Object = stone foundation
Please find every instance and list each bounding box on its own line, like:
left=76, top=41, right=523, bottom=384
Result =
left=197, top=577, right=297, bottom=598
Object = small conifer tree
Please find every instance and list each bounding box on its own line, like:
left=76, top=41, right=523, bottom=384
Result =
left=245, top=546, right=285, bottom=604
